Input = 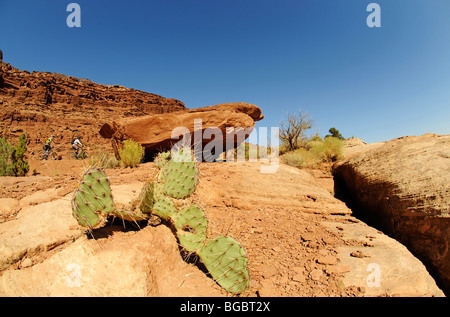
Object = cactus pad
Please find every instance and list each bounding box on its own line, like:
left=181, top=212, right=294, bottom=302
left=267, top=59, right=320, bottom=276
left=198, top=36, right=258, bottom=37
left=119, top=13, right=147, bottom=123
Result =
left=138, top=181, right=155, bottom=215
left=198, top=236, right=250, bottom=294
left=154, top=151, right=171, bottom=169
left=153, top=195, right=176, bottom=220
left=162, top=160, right=198, bottom=199
left=173, top=204, right=208, bottom=252
left=71, top=168, right=115, bottom=229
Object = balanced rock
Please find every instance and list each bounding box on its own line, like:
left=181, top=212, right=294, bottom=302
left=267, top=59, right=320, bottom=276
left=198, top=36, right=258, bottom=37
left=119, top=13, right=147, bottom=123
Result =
left=99, top=102, right=264, bottom=160
left=333, top=133, right=450, bottom=295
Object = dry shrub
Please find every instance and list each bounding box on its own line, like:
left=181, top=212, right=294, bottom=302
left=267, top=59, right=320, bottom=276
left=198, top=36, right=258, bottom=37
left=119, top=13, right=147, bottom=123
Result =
left=281, top=137, right=343, bottom=169
left=118, top=139, right=145, bottom=168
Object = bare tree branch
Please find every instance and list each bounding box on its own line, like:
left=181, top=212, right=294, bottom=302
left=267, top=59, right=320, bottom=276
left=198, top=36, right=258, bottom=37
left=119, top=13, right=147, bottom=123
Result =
left=279, top=109, right=313, bottom=151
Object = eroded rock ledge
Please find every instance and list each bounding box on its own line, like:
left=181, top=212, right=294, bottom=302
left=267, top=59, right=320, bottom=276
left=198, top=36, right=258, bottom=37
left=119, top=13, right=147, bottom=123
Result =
left=333, top=133, right=450, bottom=295
left=99, top=102, right=264, bottom=160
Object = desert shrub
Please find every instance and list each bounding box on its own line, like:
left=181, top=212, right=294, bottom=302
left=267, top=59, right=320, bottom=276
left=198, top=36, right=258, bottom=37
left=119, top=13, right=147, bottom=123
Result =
left=0, top=137, right=14, bottom=176
left=279, top=109, right=314, bottom=152
left=326, top=127, right=344, bottom=140
left=88, top=152, right=120, bottom=169
left=10, top=133, right=30, bottom=176
left=0, top=134, right=29, bottom=176
left=232, top=143, right=271, bottom=161
left=322, top=137, right=344, bottom=162
left=305, top=137, right=342, bottom=163
left=306, top=137, right=343, bottom=163
left=282, top=137, right=344, bottom=169
left=118, top=139, right=145, bottom=168
left=281, top=151, right=306, bottom=168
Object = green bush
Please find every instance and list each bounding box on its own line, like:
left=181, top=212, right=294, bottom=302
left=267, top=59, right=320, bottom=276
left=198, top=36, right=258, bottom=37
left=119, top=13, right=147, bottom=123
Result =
left=281, top=136, right=343, bottom=169
left=0, top=134, right=29, bottom=176
left=0, top=137, right=14, bottom=176
left=322, top=137, right=344, bottom=162
left=326, top=127, right=344, bottom=140
left=118, top=139, right=145, bottom=168
left=281, top=151, right=306, bottom=168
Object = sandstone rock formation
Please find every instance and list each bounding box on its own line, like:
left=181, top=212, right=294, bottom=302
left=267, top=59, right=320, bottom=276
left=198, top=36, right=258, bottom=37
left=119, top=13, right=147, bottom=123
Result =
left=333, top=133, right=450, bottom=295
left=0, top=61, right=262, bottom=161
left=99, top=102, right=264, bottom=160
left=0, top=61, right=185, bottom=156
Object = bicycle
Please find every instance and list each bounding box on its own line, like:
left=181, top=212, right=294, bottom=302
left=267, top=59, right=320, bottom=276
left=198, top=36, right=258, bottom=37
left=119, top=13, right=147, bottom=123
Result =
left=38, top=148, right=59, bottom=160
left=69, top=148, right=89, bottom=160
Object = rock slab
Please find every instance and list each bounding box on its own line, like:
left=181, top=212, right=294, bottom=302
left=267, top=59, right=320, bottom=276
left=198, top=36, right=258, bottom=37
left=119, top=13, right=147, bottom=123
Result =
left=333, top=133, right=450, bottom=295
left=99, top=102, right=264, bottom=159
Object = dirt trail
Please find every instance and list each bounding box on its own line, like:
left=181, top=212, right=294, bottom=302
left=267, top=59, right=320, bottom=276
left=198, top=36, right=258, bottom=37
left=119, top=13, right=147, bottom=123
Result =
left=0, top=158, right=444, bottom=297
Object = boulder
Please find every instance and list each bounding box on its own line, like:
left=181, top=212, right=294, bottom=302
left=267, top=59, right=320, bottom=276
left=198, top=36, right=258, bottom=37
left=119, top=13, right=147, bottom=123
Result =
left=99, top=102, right=264, bottom=160
left=333, top=133, right=450, bottom=295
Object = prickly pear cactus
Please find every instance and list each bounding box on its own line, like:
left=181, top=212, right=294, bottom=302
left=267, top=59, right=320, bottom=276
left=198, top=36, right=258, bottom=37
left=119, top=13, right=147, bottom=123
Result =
left=198, top=236, right=250, bottom=294
left=162, top=160, right=199, bottom=199
left=173, top=204, right=208, bottom=252
left=71, top=168, right=115, bottom=229
left=152, top=195, right=176, bottom=220
left=154, top=151, right=171, bottom=169
left=138, top=181, right=155, bottom=215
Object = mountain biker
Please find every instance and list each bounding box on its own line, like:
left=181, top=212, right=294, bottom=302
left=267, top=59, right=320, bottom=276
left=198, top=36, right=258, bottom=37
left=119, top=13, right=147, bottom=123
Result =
left=44, top=135, right=55, bottom=157
left=71, top=136, right=83, bottom=157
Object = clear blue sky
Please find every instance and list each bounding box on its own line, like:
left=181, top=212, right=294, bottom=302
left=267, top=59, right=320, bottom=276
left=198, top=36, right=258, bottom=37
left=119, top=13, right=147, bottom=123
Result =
left=1, top=0, right=449, bottom=143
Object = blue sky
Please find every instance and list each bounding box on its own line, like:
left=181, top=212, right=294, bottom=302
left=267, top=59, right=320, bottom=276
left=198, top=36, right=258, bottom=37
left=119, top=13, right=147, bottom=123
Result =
left=1, top=0, right=449, bottom=143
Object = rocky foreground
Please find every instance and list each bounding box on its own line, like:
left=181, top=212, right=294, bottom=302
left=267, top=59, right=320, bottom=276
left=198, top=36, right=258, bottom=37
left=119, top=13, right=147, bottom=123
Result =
left=0, top=155, right=445, bottom=296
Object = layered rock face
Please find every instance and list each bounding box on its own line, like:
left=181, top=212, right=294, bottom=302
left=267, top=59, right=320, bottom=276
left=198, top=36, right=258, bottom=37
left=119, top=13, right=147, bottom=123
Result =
left=0, top=60, right=263, bottom=159
left=99, top=102, right=264, bottom=160
left=0, top=61, right=185, bottom=155
left=333, top=134, right=450, bottom=295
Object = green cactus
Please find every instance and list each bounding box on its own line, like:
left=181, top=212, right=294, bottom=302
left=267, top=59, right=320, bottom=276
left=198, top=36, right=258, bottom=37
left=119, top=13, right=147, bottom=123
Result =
left=198, top=236, right=250, bottom=294
left=162, top=160, right=198, bottom=199
left=152, top=195, right=176, bottom=220
left=113, top=208, right=148, bottom=223
left=138, top=181, right=155, bottom=215
left=71, top=168, right=115, bottom=229
left=154, top=151, right=171, bottom=169
left=173, top=204, right=208, bottom=253
left=70, top=153, right=251, bottom=295
left=72, top=168, right=150, bottom=229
